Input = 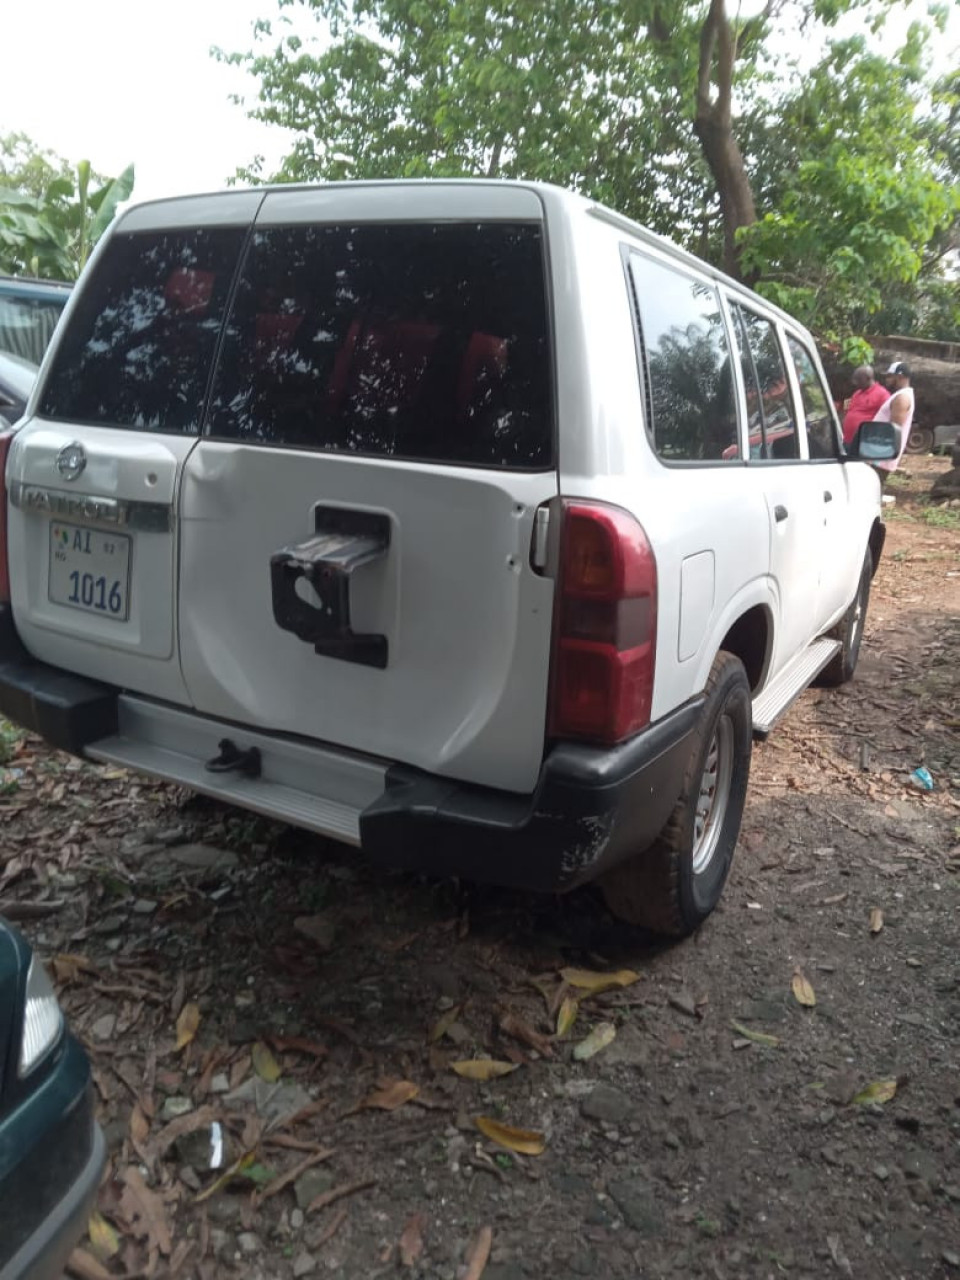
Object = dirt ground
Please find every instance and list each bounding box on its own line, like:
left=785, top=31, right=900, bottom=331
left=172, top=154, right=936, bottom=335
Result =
left=2, top=456, right=959, bottom=1280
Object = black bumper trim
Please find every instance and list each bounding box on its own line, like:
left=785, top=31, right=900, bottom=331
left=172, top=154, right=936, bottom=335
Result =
left=360, top=698, right=703, bottom=893
left=0, top=1117, right=105, bottom=1280
left=0, top=606, right=117, bottom=754
left=0, top=600, right=702, bottom=895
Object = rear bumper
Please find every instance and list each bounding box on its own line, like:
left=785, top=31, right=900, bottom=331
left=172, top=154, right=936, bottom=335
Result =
left=0, top=604, right=700, bottom=891
left=0, top=1037, right=105, bottom=1280
left=361, top=704, right=701, bottom=890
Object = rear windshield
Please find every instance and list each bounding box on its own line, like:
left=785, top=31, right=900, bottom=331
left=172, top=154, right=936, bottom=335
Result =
left=206, top=222, right=553, bottom=468
left=40, top=228, right=246, bottom=432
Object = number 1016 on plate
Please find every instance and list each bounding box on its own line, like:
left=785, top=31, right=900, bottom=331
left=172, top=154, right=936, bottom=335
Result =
left=48, top=522, right=132, bottom=621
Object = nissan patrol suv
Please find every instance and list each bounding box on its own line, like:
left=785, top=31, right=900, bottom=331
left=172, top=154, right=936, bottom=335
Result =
left=0, top=181, right=896, bottom=936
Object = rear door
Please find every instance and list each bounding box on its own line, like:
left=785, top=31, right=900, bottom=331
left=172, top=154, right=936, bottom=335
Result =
left=728, top=302, right=826, bottom=671
left=782, top=330, right=858, bottom=625
left=6, top=194, right=259, bottom=704
left=178, top=185, right=558, bottom=793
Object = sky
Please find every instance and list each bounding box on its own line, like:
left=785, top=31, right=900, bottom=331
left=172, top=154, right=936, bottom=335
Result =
left=2, top=0, right=958, bottom=209
left=0, top=0, right=299, bottom=202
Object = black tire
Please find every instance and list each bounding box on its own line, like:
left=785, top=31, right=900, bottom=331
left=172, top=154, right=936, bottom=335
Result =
left=905, top=424, right=933, bottom=455
left=818, top=552, right=871, bottom=687
left=600, top=651, right=752, bottom=937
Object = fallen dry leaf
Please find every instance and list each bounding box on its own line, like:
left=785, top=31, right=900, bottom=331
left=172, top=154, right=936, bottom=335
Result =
left=257, top=1146, right=335, bottom=1202
left=86, top=1212, right=120, bottom=1264
left=307, top=1176, right=378, bottom=1214
left=252, top=1040, right=282, bottom=1083
left=195, top=1149, right=258, bottom=1204
left=359, top=1079, right=419, bottom=1112
left=154, top=1104, right=220, bottom=1158
left=473, top=1116, right=546, bottom=1156
left=791, top=970, right=816, bottom=1008
left=120, top=1165, right=172, bottom=1255
left=852, top=1079, right=898, bottom=1106
left=313, top=1206, right=349, bottom=1246
left=428, top=1003, right=465, bottom=1045
left=268, top=1035, right=329, bottom=1060
left=869, top=907, right=884, bottom=935
left=51, top=953, right=96, bottom=985
left=463, top=1225, right=493, bottom=1280
left=729, top=1020, right=780, bottom=1048
left=572, top=1021, right=617, bottom=1061
left=498, top=1011, right=554, bottom=1058
left=175, top=1001, right=200, bottom=1051
left=399, top=1211, right=426, bottom=1267
left=129, top=1101, right=150, bottom=1146
left=559, top=967, right=640, bottom=994
left=556, top=996, right=579, bottom=1038
left=451, top=1059, right=518, bottom=1081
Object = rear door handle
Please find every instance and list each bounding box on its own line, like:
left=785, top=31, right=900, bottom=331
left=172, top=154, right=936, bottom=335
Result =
left=774, top=504, right=788, bottom=523
left=824, top=490, right=833, bottom=502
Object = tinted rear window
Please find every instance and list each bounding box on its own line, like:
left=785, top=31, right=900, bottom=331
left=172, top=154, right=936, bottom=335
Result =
left=206, top=222, right=553, bottom=468
left=40, top=228, right=246, bottom=432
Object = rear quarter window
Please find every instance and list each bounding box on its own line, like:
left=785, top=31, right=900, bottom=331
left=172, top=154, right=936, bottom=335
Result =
left=628, top=252, right=739, bottom=463
left=40, top=228, right=246, bottom=432
left=206, top=222, right=554, bottom=469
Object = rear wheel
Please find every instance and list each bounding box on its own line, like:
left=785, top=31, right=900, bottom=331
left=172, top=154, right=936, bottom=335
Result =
left=818, top=552, right=871, bottom=687
left=600, top=651, right=752, bottom=937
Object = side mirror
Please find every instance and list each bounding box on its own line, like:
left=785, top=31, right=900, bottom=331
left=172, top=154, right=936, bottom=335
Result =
left=847, top=420, right=899, bottom=461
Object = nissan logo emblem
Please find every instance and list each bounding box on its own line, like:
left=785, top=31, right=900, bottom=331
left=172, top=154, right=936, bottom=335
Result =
left=56, top=441, right=87, bottom=482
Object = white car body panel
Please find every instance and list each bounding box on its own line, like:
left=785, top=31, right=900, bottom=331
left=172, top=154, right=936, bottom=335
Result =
left=3, top=179, right=884, bottom=811
left=178, top=444, right=557, bottom=791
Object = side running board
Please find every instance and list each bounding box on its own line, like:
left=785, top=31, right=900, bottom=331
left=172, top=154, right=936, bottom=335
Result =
left=751, top=637, right=840, bottom=738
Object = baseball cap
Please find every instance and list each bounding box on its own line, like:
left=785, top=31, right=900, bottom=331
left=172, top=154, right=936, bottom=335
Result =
left=885, top=360, right=910, bottom=377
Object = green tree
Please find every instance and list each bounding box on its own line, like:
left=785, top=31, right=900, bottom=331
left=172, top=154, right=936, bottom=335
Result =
left=737, top=30, right=959, bottom=358
left=219, top=0, right=957, bottom=345
left=0, top=134, right=135, bottom=280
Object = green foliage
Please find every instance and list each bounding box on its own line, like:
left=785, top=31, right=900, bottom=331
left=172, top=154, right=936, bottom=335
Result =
left=0, top=133, right=135, bottom=280
left=738, top=36, right=957, bottom=344
left=220, top=0, right=956, bottom=350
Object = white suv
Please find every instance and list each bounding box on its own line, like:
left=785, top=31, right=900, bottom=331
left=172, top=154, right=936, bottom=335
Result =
left=0, top=181, right=896, bottom=936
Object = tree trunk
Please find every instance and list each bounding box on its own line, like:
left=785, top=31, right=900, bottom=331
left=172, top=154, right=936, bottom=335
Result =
left=692, top=0, right=757, bottom=279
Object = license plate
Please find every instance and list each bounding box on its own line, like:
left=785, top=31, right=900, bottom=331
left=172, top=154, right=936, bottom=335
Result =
left=48, top=522, right=132, bottom=621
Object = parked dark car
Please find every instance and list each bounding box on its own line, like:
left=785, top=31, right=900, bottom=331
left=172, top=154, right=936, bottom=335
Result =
left=0, top=917, right=104, bottom=1280
left=0, top=277, right=72, bottom=367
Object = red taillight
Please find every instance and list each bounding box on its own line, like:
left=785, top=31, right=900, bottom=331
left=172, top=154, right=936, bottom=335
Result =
left=548, top=502, right=657, bottom=744
left=0, top=430, right=12, bottom=605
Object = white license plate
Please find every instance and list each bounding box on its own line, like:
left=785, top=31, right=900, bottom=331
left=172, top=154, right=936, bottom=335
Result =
left=48, top=522, right=132, bottom=621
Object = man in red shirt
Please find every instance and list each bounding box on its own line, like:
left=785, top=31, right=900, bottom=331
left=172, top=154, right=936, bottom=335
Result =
left=842, top=365, right=890, bottom=445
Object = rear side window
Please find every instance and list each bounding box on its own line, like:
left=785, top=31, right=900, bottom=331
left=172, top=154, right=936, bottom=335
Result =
left=786, top=334, right=840, bottom=460
left=731, top=305, right=800, bottom=461
left=40, top=229, right=246, bottom=432
left=207, top=222, right=553, bottom=469
left=628, top=252, right=739, bottom=463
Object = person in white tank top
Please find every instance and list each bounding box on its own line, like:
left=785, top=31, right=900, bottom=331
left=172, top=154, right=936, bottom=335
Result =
left=873, top=360, right=915, bottom=486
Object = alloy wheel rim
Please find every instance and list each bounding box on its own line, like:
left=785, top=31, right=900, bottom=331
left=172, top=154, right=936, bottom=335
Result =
left=692, top=715, right=734, bottom=875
